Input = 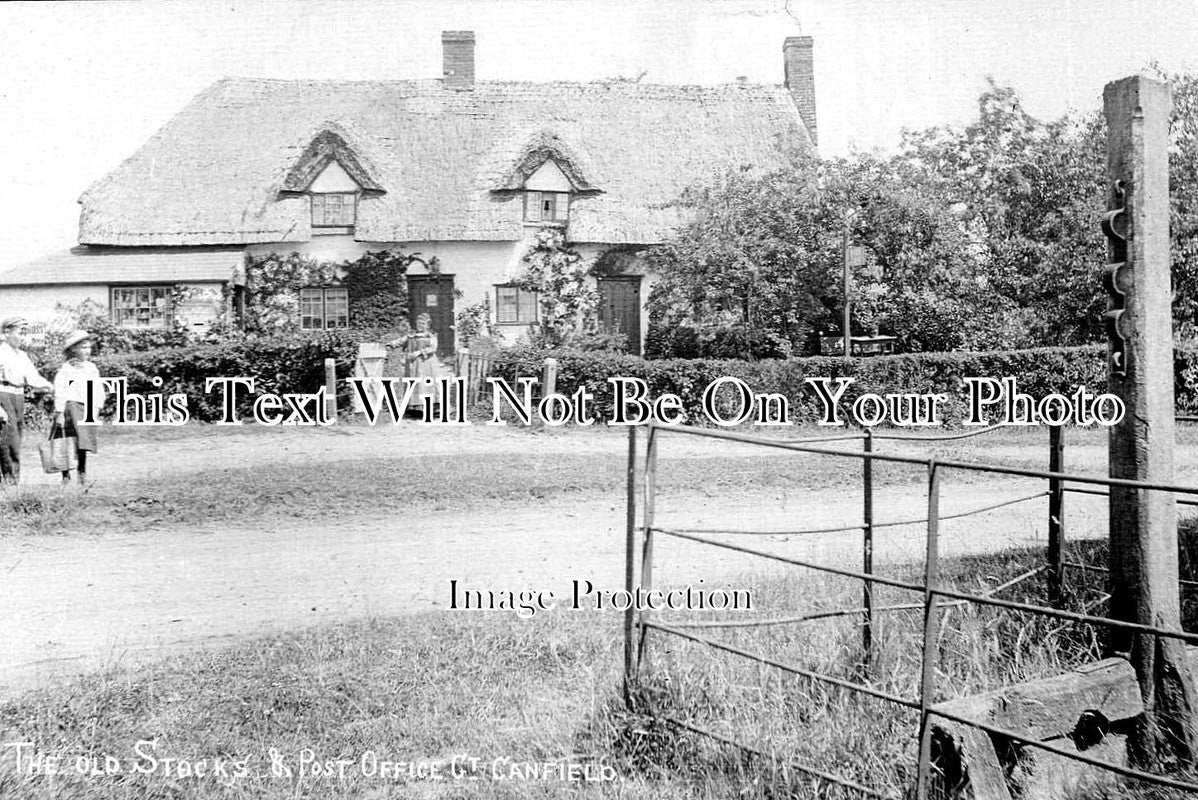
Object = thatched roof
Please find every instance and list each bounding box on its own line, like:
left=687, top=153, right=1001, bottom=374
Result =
left=0, top=247, right=242, bottom=285
left=79, top=78, right=812, bottom=247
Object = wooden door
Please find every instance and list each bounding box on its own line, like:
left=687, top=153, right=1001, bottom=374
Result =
left=597, top=277, right=641, bottom=353
left=407, top=276, right=455, bottom=357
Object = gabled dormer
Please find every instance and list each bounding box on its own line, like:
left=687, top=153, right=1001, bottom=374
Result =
left=279, top=125, right=385, bottom=235
left=522, top=159, right=574, bottom=224
left=493, top=130, right=600, bottom=227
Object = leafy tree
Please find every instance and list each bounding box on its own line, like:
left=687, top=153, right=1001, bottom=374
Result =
left=645, top=151, right=837, bottom=359
left=645, top=150, right=1010, bottom=356
left=895, top=80, right=1107, bottom=346
left=824, top=154, right=1022, bottom=352
left=1166, top=70, right=1198, bottom=341
left=646, top=75, right=1198, bottom=358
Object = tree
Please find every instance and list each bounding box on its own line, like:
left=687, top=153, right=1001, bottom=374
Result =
left=645, top=149, right=1011, bottom=357
left=645, top=151, right=833, bottom=358
left=1165, top=70, right=1198, bottom=341
left=646, top=76, right=1198, bottom=359
left=894, top=80, right=1108, bottom=346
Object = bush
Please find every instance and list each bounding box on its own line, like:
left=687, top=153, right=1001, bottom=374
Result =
left=22, top=340, right=1198, bottom=428
left=491, top=343, right=1198, bottom=426
left=88, top=332, right=361, bottom=423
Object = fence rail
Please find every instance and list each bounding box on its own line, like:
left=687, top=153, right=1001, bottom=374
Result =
left=624, top=421, right=1198, bottom=799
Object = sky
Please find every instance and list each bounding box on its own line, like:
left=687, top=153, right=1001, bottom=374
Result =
left=2, top=0, right=1197, bottom=267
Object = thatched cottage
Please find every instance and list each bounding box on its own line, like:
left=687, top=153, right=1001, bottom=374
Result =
left=0, top=32, right=816, bottom=355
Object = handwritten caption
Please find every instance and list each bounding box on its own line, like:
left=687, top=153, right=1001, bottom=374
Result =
left=2, top=740, right=618, bottom=786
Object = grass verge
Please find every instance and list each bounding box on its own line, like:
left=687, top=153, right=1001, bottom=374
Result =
left=4, top=534, right=1198, bottom=799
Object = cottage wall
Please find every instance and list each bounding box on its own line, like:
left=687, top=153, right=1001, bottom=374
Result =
left=245, top=236, right=653, bottom=351
left=0, top=285, right=108, bottom=323
left=0, top=282, right=225, bottom=329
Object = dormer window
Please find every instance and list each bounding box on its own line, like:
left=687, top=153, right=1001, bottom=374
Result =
left=493, top=132, right=599, bottom=222
left=279, top=127, right=386, bottom=234
left=307, top=160, right=360, bottom=233
left=524, top=191, right=569, bottom=224
left=521, top=158, right=574, bottom=225
left=312, top=193, right=357, bottom=227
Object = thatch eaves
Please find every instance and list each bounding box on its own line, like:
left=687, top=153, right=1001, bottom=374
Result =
left=78, top=78, right=813, bottom=247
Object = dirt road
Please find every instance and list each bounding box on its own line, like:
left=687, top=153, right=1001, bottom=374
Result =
left=0, top=423, right=1147, bottom=699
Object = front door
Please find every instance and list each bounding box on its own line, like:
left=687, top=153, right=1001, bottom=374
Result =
left=597, top=276, right=641, bottom=353
left=407, top=275, right=455, bottom=358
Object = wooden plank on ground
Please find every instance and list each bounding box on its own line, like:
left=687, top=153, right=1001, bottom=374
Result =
left=930, top=647, right=1198, bottom=799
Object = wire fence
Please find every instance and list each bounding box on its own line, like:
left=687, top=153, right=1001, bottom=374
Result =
left=622, top=421, right=1198, bottom=799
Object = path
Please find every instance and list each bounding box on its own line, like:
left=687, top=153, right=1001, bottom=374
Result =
left=3, top=422, right=1192, bottom=699
left=0, top=472, right=1108, bottom=699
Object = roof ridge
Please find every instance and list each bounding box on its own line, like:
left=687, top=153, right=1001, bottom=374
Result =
left=210, top=75, right=786, bottom=92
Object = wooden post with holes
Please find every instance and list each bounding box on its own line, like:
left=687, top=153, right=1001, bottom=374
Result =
left=861, top=429, right=875, bottom=676
left=623, top=424, right=638, bottom=704
left=1103, top=75, right=1198, bottom=765
left=916, top=459, right=942, bottom=800
left=323, top=358, right=337, bottom=421
left=1047, top=425, right=1065, bottom=608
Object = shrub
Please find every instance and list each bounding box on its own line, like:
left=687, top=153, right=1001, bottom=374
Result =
left=490, top=343, right=1195, bottom=426
left=89, top=332, right=360, bottom=423
left=23, top=340, right=1198, bottom=427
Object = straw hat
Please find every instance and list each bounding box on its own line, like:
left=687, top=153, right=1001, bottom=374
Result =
left=62, top=330, right=93, bottom=353
left=0, top=316, right=27, bottom=332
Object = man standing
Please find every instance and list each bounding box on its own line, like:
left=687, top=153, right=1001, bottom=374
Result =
left=0, top=317, right=53, bottom=484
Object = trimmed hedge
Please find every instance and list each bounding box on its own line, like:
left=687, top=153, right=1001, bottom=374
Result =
left=21, top=338, right=1198, bottom=426
left=97, top=335, right=359, bottom=423
left=44, top=334, right=358, bottom=424
left=493, top=343, right=1198, bottom=426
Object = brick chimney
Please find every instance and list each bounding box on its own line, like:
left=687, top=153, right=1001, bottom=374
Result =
left=442, top=31, right=475, bottom=90
left=783, top=36, right=817, bottom=146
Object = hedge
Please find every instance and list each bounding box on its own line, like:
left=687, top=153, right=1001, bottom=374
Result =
left=21, top=338, right=1198, bottom=426
left=492, top=343, right=1198, bottom=426
left=16, top=333, right=360, bottom=425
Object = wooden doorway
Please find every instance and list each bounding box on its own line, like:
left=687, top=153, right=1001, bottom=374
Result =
left=597, top=276, right=642, bottom=353
left=407, top=275, right=455, bottom=358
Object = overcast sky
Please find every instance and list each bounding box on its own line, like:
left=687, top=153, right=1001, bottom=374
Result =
left=2, top=0, right=1197, bottom=266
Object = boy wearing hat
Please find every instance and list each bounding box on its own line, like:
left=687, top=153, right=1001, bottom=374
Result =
left=54, top=330, right=105, bottom=484
left=0, top=316, right=53, bottom=483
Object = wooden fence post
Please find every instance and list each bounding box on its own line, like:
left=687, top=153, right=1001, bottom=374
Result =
left=543, top=357, right=558, bottom=398
left=861, top=429, right=875, bottom=676
left=624, top=425, right=639, bottom=705
left=1104, top=74, right=1198, bottom=765
left=324, top=358, right=337, bottom=421
left=916, top=459, right=942, bottom=800
left=1047, top=425, right=1065, bottom=609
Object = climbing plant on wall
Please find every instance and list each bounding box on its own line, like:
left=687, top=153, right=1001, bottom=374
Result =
left=343, top=251, right=425, bottom=329
left=515, top=228, right=598, bottom=347
left=242, top=252, right=337, bottom=334
left=242, top=250, right=423, bottom=334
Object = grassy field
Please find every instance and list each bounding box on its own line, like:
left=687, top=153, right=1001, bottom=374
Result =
left=2, top=538, right=1196, bottom=799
